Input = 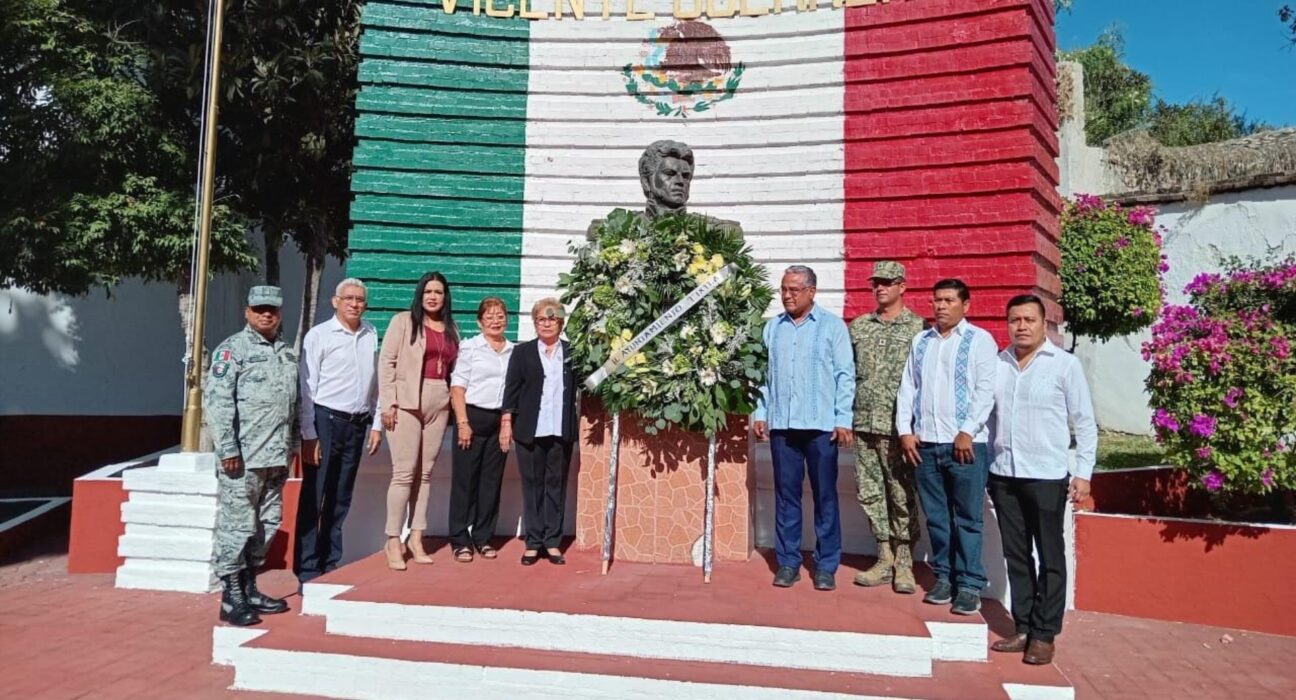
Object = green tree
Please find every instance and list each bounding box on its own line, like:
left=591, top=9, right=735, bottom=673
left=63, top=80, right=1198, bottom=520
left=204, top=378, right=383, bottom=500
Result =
left=1148, top=96, right=1268, bottom=147
left=1282, top=6, right=1295, bottom=44
left=1059, top=28, right=1153, bottom=146
left=0, top=0, right=256, bottom=306
left=128, top=0, right=362, bottom=346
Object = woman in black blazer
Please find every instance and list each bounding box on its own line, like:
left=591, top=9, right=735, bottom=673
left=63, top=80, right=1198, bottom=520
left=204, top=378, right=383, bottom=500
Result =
left=500, top=298, right=579, bottom=566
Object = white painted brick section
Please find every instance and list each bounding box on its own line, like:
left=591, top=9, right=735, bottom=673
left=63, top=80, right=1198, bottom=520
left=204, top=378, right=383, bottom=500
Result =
left=118, top=533, right=215, bottom=562
left=116, top=559, right=217, bottom=593
left=123, top=467, right=218, bottom=496
left=120, top=501, right=218, bottom=528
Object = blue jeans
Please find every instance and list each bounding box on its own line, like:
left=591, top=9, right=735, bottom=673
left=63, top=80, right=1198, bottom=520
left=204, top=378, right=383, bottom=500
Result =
left=770, top=430, right=842, bottom=574
left=914, top=442, right=990, bottom=592
left=295, top=406, right=367, bottom=583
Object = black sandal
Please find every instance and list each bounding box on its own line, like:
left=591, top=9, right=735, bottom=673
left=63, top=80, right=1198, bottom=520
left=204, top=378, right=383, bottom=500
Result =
left=453, top=546, right=474, bottom=563
left=477, top=544, right=498, bottom=560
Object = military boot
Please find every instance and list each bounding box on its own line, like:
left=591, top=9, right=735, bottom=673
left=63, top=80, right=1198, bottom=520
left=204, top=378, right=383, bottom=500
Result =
left=854, top=540, right=894, bottom=587
left=892, top=541, right=917, bottom=595
left=219, top=573, right=261, bottom=626
left=241, top=567, right=289, bottom=614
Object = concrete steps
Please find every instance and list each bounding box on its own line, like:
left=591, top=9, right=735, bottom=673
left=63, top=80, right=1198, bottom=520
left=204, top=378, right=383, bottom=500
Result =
left=212, top=542, right=1074, bottom=699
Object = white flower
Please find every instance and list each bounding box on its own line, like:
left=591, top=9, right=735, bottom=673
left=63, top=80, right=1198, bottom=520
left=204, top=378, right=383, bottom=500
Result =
left=673, top=251, right=690, bottom=269
left=680, top=324, right=696, bottom=339
left=615, top=276, right=634, bottom=295
left=709, top=323, right=730, bottom=345
left=619, top=238, right=637, bottom=255
left=699, top=369, right=719, bottom=386
left=660, top=359, right=675, bottom=376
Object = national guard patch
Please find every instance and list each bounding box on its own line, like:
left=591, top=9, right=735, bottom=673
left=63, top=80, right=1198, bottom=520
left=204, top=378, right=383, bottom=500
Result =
left=217, top=349, right=233, bottom=362
left=213, top=362, right=230, bottom=378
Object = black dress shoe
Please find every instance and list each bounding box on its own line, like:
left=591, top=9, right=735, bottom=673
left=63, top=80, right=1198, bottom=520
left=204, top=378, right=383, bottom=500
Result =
left=546, top=550, right=566, bottom=565
left=521, top=551, right=541, bottom=566
left=812, top=570, right=836, bottom=591
left=772, top=565, right=800, bottom=588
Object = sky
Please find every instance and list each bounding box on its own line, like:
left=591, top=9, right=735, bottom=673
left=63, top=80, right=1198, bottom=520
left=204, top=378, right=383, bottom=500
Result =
left=1056, top=0, right=1295, bottom=128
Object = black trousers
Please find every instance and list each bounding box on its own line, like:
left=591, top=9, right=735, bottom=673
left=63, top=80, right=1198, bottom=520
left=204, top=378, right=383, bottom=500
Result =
left=296, top=406, right=368, bottom=583
left=448, top=405, right=507, bottom=549
left=515, top=436, right=572, bottom=550
left=987, top=474, right=1069, bottom=643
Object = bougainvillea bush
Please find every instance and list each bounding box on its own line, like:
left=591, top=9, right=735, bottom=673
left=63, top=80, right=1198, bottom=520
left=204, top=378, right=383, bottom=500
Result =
left=1060, top=194, right=1167, bottom=343
left=1143, top=257, right=1296, bottom=495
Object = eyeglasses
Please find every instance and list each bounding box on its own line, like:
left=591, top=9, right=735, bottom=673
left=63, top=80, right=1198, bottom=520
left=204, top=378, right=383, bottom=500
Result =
left=871, top=279, right=902, bottom=289
left=535, top=317, right=562, bottom=325
left=337, top=295, right=367, bottom=305
left=780, top=286, right=813, bottom=295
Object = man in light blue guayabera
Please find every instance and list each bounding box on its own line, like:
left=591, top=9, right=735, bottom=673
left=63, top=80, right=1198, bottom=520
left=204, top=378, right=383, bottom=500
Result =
left=754, top=265, right=856, bottom=592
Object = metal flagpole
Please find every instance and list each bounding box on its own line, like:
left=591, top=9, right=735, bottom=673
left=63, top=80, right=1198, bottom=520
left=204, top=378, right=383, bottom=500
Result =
left=600, top=413, right=622, bottom=575
left=179, top=0, right=228, bottom=452
left=703, top=432, right=717, bottom=583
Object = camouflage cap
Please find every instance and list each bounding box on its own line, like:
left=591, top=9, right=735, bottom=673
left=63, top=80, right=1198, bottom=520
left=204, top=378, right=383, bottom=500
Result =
left=247, top=285, right=283, bottom=308
left=871, top=260, right=906, bottom=281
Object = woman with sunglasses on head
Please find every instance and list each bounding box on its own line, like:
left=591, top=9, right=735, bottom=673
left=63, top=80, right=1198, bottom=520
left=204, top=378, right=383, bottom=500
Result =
left=500, top=298, right=578, bottom=566
left=446, top=297, right=515, bottom=563
left=377, top=272, right=459, bottom=570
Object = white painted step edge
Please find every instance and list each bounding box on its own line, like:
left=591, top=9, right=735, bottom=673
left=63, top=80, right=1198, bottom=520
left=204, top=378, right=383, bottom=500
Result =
left=210, top=627, right=904, bottom=700
left=301, top=584, right=979, bottom=677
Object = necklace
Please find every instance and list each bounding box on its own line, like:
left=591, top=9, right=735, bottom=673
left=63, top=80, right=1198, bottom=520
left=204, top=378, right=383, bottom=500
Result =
left=426, top=321, right=446, bottom=374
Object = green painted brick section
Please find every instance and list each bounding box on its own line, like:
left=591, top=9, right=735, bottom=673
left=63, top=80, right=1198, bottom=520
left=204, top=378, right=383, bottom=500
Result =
left=360, top=59, right=529, bottom=93
left=361, top=29, right=528, bottom=67
left=351, top=2, right=529, bottom=339
left=364, top=2, right=531, bottom=39
left=352, top=194, right=524, bottom=229
left=355, top=141, right=524, bottom=176
left=349, top=225, right=523, bottom=255
left=356, top=114, right=527, bottom=146
left=358, top=85, right=526, bottom=120
left=348, top=251, right=522, bottom=285
left=353, top=169, right=522, bottom=201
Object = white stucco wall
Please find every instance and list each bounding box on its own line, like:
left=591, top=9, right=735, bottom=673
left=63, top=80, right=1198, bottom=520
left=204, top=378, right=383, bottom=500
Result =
left=1, top=249, right=345, bottom=416
left=1074, top=186, right=1296, bottom=433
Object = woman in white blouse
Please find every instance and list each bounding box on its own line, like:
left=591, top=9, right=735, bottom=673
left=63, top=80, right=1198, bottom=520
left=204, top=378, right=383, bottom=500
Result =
left=447, top=297, right=515, bottom=562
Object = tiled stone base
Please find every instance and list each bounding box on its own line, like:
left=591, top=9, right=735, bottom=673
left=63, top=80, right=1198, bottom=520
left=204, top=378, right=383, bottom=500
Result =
left=575, top=399, right=753, bottom=564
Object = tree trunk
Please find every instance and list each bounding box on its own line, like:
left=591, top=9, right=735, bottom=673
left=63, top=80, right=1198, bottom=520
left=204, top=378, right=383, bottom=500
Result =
left=297, top=248, right=324, bottom=353
left=264, top=227, right=282, bottom=286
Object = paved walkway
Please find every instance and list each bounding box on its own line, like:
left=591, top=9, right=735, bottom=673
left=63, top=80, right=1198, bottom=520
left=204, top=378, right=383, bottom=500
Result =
left=2, top=537, right=1294, bottom=699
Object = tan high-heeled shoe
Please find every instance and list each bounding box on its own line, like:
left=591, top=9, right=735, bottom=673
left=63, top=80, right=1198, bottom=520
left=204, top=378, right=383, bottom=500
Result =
left=385, top=537, right=407, bottom=571
left=408, top=530, right=434, bottom=565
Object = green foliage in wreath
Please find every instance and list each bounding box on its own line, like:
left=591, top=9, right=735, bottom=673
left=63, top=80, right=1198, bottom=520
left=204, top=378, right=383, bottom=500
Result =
left=559, top=210, right=774, bottom=437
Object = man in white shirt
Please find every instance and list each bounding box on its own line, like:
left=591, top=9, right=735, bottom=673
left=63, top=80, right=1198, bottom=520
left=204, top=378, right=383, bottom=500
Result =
left=987, top=294, right=1097, bottom=665
left=295, top=278, right=383, bottom=583
left=895, top=279, right=998, bottom=615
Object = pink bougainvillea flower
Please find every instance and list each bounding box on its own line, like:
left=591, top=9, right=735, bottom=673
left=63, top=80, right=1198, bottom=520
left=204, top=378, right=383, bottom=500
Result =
left=1201, top=470, right=1226, bottom=492
left=1223, top=387, right=1243, bottom=409
left=1195, top=446, right=1213, bottom=460
left=1261, top=469, right=1275, bottom=488
left=1188, top=414, right=1217, bottom=438
left=1153, top=408, right=1180, bottom=433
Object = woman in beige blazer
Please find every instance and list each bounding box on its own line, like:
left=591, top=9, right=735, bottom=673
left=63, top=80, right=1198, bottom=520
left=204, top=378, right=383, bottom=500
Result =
left=378, top=272, right=459, bottom=570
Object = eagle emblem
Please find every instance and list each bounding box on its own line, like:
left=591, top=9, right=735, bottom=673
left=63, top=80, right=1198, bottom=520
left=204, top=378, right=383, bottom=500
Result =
left=622, top=21, right=745, bottom=119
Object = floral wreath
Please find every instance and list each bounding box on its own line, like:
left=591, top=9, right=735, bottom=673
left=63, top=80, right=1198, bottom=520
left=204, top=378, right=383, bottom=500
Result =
left=559, top=210, right=773, bottom=436
left=621, top=61, right=745, bottom=119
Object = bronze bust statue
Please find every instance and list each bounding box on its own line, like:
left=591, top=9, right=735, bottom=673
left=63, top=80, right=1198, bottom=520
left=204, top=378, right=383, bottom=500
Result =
left=587, top=140, right=739, bottom=238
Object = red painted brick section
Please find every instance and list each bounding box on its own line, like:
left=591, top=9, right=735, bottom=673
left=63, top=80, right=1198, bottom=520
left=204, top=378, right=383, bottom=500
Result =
left=843, top=0, right=1060, bottom=344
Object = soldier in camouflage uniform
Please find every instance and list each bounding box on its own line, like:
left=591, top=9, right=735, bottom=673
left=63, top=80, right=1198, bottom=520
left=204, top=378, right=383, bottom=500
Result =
left=204, top=286, right=299, bottom=626
left=849, top=261, right=927, bottom=594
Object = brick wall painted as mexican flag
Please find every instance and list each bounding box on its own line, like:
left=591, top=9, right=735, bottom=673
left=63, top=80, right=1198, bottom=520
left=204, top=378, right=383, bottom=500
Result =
left=347, top=0, right=1061, bottom=344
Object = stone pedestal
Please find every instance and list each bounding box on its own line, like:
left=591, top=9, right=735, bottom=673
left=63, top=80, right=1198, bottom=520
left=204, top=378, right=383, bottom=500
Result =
left=115, top=455, right=219, bottom=593
left=575, top=398, right=754, bottom=565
